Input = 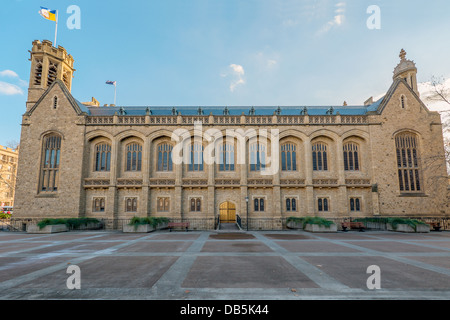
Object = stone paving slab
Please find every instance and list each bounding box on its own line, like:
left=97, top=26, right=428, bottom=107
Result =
left=0, top=256, right=69, bottom=282
left=182, top=256, right=320, bottom=288
left=201, top=241, right=273, bottom=252
left=16, top=256, right=179, bottom=289
left=342, top=240, right=447, bottom=253
left=0, top=230, right=449, bottom=300
left=117, top=241, right=193, bottom=253
left=275, top=240, right=362, bottom=253
left=301, top=256, right=450, bottom=289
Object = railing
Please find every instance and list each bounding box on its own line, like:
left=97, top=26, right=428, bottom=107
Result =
left=236, top=215, right=242, bottom=229
left=85, top=114, right=370, bottom=126
left=6, top=216, right=449, bottom=232
left=0, top=219, right=20, bottom=232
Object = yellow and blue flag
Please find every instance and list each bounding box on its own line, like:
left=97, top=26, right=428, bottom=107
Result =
left=39, top=7, right=57, bottom=22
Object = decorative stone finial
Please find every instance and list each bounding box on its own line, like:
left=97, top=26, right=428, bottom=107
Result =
left=399, top=49, right=406, bottom=61
left=343, top=101, right=347, bottom=106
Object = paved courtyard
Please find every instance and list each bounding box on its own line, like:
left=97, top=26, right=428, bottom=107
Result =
left=0, top=229, right=449, bottom=300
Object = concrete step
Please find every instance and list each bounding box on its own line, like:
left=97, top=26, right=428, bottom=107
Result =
left=218, top=223, right=241, bottom=231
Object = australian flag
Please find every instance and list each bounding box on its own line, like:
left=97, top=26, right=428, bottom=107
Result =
left=106, top=80, right=116, bottom=86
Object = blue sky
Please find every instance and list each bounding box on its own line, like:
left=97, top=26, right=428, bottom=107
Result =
left=1, top=0, right=450, bottom=145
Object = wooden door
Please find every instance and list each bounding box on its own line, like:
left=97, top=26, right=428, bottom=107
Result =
left=219, top=201, right=236, bottom=223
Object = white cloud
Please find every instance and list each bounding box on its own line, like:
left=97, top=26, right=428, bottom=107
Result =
left=0, top=70, right=19, bottom=78
left=267, top=59, right=278, bottom=68
left=223, top=64, right=246, bottom=92
left=230, top=64, right=245, bottom=76
left=316, top=1, right=346, bottom=35
left=0, top=69, right=27, bottom=95
left=0, top=81, right=24, bottom=95
left=419, top=79, right=450, bottom=113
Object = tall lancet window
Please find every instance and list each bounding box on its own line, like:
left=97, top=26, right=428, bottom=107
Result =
left=249, top=142, right=266, bottom=171
left=95, top=143, right=111, bottom=172
left=47, top=61, right=58, bottom=86
left=126, top=143, right=142, bottom=172
left=343, top=143, right=359, bottom=171
left=34, top=60, right=43, bottom=85
left=40, top=134, right=62, bottom=192
left=188, top=142, right=204, bottom=171
left=157, top=143, right=173, bottom=171
left=312, top=143, right=328, bottom=171
left=281, top=143, right=297, bottom=171
left=395, top=132, right=422, bottom=192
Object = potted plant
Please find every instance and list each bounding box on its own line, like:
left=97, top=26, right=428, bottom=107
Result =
left=386, top=218, right=430, bottom=233
left=27, top=218, right=69, bottom=234
left=286, top=217, right=304, bottom=229
left=123, top=217, right=169, bottom=233
left=27, top=217, right=102, bottom=233
left=302, top=216, right=337, bottom=233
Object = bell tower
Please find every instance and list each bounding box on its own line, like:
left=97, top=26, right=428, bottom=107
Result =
left=393, top=49, right=419, bottom=96
left=27, top=40, right=75, bottom=111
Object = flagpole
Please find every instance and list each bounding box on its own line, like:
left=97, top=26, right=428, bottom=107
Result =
left=114, top=83, right=117, bottom=105
left=54, top=10, right=58, bottom=47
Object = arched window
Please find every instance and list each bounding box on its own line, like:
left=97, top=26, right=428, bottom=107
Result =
left=318, top=198, right=329, bottom=212
left=63, top=70, right=70, bottom=88
left=95, top=143, right=111, bottom=172
left=190, top=198, right=202, bottom=212
left=157, top=143, right=173, bottom=171
left=40, top=134, right=62, bottom=192
left=47, top=61, right=58, bottom=86
left=281, top=143, right=297, bottom=171
left=395, top=132, right=421, bottom=192
left=312, top=143, right=328, bottom=171
left=34, top=60, right=43, bottom=85
left=93, top=198, right=105, bottom=212
left=126, top=143, right=142, bottom=171
left=343, top=143, right=359, bottom=171
left=188, top=142, right=204, bottom=171
left=219, top=143, right=234, bottom=171
left=254, top=198, right=265, bottom=211
left=250, top=142, right=266, bottom=171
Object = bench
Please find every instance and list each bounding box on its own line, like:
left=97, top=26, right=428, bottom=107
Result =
left=341, top=222, right=365, bottom=232
left=428, top=222, right=442, bottom=232
left=168, top=222, right=189, bottom=232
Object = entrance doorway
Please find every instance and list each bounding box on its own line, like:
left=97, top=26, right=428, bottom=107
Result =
left=219, top=201, right=236, bottom=223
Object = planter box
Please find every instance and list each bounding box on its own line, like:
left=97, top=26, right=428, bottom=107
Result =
left=387, top=223, right=430, bottom=233
left=27, top=224, right=68, bottom=234
left=304, top=223, right=337, bottom=233
left=123, top=222, right=168, bottom=233
left=364, top=221, right=387, bottom=230
left=72, top=222, right=103, bottom=230
left=123, top=224, right=155, bottom=233
left=286, top=221, right=303, bottom=229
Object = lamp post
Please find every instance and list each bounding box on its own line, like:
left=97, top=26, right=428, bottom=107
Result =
left=245, top=196, right=249, bottom=231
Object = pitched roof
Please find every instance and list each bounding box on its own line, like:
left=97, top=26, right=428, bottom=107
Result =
left=85, top=102, right=382, bottom=117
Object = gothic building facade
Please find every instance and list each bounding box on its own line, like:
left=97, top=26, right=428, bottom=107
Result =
left=12, top=40, right=449, bottom=230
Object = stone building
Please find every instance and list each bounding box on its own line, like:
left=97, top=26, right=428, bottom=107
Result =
left=0, top=145, right=18, bottom=208
left=12, top=40, right=449, bottom=230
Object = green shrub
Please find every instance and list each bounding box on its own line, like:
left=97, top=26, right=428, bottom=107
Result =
left=386, top=218, right=428, bottom=231
left=353, top=217, right=429, bottom=232
left=286, top=216, right=334, bottom=228
left=37, top=218, right=100, bottom=230
left=128, top=217, right=169, bottom=228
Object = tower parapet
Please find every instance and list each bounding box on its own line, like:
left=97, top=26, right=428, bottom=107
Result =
left=393, top=49, right=419, bottom=96
left=26, top=40, right=75, bottom=111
